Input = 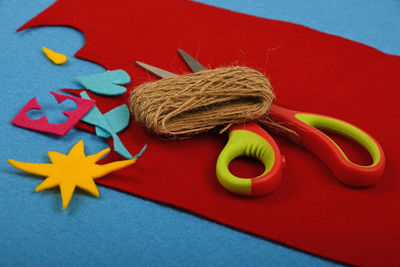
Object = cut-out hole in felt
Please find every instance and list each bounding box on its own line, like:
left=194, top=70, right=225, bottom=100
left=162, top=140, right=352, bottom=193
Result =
left=26, top=95, right=77, bottom=125
left=12, top=91, right=95, bottom=136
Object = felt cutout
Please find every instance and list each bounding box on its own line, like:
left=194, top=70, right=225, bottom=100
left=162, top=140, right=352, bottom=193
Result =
left=27, top=96, right=76, bottom=124
left=12, top=91, right=95, bottom=136
left=80, top=91, right=134, bottom=159
left=59, top=89, right=148, bottom=159
left=76, top=70, right=130, bottom=95
left=19, top=1, right=400, bottom=265
left=95, top=104, right=130, bottom=138
left=42, top=46, right=67, bottom=65
left=8, top=140, right=137, bottom=209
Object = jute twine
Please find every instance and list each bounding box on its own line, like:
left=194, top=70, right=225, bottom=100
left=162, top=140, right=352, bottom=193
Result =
left=129, top=66, right=297, bottom=138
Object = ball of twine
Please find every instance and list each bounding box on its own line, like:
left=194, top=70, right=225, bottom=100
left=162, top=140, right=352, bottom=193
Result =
left=130, top=66, right=296, bottom=138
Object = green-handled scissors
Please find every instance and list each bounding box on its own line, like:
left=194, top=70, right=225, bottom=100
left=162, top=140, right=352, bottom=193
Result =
left=136, top=49, right=385, bottom=196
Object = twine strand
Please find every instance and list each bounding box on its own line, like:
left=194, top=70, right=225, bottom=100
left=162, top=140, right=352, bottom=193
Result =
left=130, top=66, right=297, bottom=139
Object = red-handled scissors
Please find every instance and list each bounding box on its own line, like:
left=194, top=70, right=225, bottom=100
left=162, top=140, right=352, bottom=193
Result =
left=136, top=49, right=385, bottom=196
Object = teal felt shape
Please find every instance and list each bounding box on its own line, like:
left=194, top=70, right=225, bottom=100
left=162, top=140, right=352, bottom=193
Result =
left=76, top=70, right=130, bottom=96
left=80, top=91, right=135, bottom=159
left=95, top=104, right=130, bottom=138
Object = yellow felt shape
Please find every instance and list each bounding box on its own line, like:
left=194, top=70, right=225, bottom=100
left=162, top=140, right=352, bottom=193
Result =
left=42, top=46, right=67, bottom=65
left=8, top=140, right=136, bottom=209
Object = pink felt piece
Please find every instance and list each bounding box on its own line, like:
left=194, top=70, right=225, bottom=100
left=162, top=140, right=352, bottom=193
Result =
left=12, top=91, right=95, bottom=136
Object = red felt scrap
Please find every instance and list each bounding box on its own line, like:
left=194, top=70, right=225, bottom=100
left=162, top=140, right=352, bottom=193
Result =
left=20, top=1, right=400, bottom=265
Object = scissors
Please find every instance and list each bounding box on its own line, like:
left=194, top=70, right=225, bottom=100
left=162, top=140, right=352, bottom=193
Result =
left=136, top=49, right=385, bottom=196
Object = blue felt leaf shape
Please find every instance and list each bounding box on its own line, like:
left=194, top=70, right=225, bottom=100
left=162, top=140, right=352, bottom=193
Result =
left=95, top=104, right=130, bottom=138
left=80, top=91, right=133, bottom=159
left=76, top=70, right=130, bottom=96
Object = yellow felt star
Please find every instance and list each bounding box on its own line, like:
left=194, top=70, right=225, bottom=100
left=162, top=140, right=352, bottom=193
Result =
left=8, top=140, right=136, bottom=209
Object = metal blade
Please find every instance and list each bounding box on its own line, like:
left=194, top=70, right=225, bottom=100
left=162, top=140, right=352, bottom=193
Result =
left=136, top=61, right=178, bottom=79
left=178, top=49, right=207, bottom=73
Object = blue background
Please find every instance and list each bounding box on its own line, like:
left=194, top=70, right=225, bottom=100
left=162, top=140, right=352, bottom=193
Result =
left=1, top=1, right=399, bottom=266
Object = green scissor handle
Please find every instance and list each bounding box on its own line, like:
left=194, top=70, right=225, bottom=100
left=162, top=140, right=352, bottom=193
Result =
left=216, top=122, right=285, bottom=196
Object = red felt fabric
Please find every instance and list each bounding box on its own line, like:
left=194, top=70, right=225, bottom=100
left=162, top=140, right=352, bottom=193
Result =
left=20, top=1, right=400, bottom=265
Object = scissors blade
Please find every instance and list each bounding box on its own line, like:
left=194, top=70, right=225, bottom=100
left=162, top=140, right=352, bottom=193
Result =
left=178, top=49, right=207, bottom=73
left=136, top=61, right=178, bottom=79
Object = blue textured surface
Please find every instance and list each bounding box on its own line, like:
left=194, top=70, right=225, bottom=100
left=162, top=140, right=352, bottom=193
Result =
left=1, top=0, right=398, bottom=266
left=197, top=0, right=400, bottom=55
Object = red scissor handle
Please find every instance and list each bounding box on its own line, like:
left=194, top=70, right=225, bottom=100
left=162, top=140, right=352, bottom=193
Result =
left=269, top=104, right=385, bottom=187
